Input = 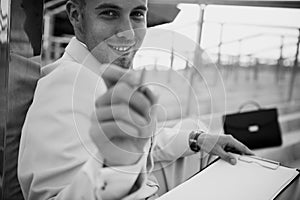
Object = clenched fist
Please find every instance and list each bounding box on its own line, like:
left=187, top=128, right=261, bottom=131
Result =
left=90, top=64, right=158, bottom=166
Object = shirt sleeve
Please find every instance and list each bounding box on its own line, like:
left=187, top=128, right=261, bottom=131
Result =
left=48, top=156, right=104, bottom=200
left=18, top=64, right=145, bottom=200
left=152, top=118, right=208, bottom=162
left=83, top=153, right=148, bottom=200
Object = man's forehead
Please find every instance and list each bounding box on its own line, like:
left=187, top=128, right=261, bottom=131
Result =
left=89, top=0, right=148, bottom=8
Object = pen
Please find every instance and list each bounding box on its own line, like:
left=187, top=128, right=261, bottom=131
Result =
left=247, top=155, right=280, bottom=165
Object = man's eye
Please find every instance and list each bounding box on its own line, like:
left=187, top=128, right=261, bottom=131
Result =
left=99, top=10, right=119, bottom=19
left=131, top=11, right=145, bottom=21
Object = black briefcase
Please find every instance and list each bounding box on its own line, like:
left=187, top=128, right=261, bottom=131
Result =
left=222, top=101, right=282, bottom=149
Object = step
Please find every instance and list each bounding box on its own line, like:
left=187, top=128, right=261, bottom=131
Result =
left=255, top=131, right=300, bottom=167
left=280, top=112, right=300, bottom=134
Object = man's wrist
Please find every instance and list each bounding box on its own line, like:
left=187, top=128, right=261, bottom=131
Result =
left=189, top=130, right=205, bottom=152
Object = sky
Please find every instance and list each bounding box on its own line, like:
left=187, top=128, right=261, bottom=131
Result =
left=134, top=4, right=300, bottom=70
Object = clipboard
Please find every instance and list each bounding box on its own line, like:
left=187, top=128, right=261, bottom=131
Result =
left=157, top=154, right=300, bottom=200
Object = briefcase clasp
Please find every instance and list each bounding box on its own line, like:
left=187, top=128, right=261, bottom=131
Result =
left=248, top=125, right=259, bottom=133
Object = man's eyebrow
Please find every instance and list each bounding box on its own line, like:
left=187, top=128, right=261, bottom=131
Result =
left=134, top=5, right=148, bottom=11
left=95, top=3, right=121, bottom=10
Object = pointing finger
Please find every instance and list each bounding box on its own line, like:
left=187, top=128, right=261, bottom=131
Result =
left=217, top=147, right=237, bottom=165
left=227, top=136, right=254, bottom=155
left=100, top=64, right=140, bottom=87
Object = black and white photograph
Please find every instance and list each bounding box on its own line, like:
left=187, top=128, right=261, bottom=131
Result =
left=1, top=0, right=300, bottom=199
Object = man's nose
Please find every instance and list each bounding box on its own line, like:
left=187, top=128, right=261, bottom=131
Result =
left=116, top=18, right=135, bottom=41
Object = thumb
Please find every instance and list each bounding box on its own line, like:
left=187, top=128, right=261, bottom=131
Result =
left=100, top=64, right=140, bottom=88
left=218, top=148, right=237, bottom=165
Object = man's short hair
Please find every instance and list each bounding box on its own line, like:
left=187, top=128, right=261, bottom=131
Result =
left=70, top=0, right=86, bottom=8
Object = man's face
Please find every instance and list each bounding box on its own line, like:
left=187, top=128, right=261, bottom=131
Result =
left=80, top=0, right=147, bottom=69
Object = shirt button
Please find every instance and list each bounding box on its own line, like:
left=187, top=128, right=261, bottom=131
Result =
left=101, top=181, right=107, bottom=190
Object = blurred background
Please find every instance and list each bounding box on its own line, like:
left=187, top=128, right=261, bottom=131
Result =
left=41, top=0, right=300, bottom=121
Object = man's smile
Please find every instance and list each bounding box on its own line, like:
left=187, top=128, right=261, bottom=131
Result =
left=108, top=43, right=136, bottom=55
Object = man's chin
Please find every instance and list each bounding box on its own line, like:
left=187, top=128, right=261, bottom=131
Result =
left=112, top=57, right=133, bottom=69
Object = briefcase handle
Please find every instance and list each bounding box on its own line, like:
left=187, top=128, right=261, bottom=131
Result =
left=238, top=101, right=262, bottom=112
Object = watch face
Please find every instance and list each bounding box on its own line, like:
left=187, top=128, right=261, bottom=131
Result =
left=189, top=131, right=201, bottom=152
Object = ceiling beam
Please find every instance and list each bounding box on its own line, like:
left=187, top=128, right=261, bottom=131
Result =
left=149, top=0, right=300, bottom=9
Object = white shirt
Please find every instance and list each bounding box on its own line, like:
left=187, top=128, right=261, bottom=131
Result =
left=18, top=37, right=204, bottom=200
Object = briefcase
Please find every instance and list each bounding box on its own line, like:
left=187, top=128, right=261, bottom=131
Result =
left=222, top=101, right=282, bottom=149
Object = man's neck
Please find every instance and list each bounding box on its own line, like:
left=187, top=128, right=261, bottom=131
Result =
left=76, top=37, right=88, bottom=49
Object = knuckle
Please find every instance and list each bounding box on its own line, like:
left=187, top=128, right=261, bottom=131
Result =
left=117, top=104, right=128, bottom=118
left=95, top=109, right=105, bottom=121
left=138, top=93, right=151, bottom=109
left=113, top=83, right=130, bottom=102
left=95, top=98, right=100, bottom=108
left=116, top=82, right=130, bottom=92
left=95, top=96, right=105, bottom=108
left=226, top=134, right=234, bottom=141
left=222, top=153, right=231, bottom=160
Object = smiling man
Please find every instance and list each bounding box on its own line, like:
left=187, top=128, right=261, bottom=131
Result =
left=18, top=0, right=253, bottom=199
left=74, top=0, right=147, bottom=69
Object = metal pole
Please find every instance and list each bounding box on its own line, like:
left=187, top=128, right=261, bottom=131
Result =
left=167, top=47, right=174, bottom=83
left=43, top=14, right=54, bottom=65
left=276, top=35, right=284, bottom=83
left=196, top=5, right=205, bottom=46
left=234, top=40, right=242, bottom=83
left=217, top=23, right=224, bottom=66
left=288, top=29, right=300, bottom=102
left=193, top=4, right=205, bottom=70
left=0, top=0, right=11, bottom=199
left=186, top=4, right=205, bottom=116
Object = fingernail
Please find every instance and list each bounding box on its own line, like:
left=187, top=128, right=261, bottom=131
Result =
left=138, top=118, right=148, bottom=126
left=230, top=158, right=236, bottom=165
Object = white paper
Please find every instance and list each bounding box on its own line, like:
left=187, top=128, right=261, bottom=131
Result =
left=157, top=155, right=299, bottom=200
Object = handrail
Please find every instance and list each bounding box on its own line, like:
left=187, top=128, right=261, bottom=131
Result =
left=204, top=32, right=299, bottom=50
left=204, top=33, right=264, bottom=50
left=245, top=42, right=298, bottom=57
left=205, top=20, right=300, bottom=30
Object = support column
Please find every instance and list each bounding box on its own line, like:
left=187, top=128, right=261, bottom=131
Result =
left=276, top=35, right=284, bottom=83
left=217, top=23, right=224, bottom=66
left=0, top=0, right=11, bottom=199
left=288, top=29, right=300, bottom=102
left=186, top=4, right=205, bottom=116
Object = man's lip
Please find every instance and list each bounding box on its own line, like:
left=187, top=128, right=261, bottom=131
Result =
left=108, top=43, right=136, bottom=54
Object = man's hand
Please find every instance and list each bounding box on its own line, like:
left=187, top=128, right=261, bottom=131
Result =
left=197, top=134, right=254, bottom=165
left=90, top=64, right=158, bottom=166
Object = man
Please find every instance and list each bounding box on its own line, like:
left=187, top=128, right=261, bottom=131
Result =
left=18, top=0, right=252, bottom=199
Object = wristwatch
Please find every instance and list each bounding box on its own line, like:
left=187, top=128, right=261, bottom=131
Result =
left=189, top=130, right=205, bottom=152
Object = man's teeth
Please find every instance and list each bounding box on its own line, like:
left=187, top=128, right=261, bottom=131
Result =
left=111, top=46, right=131, bottom=52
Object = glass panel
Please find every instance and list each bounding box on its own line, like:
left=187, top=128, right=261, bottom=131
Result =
left=1, top=0, right=44, bottom=199
left=0, top=0, right=11, bottom=198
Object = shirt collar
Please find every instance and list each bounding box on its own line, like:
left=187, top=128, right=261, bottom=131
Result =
left=65, top=37, right=105, bottom=76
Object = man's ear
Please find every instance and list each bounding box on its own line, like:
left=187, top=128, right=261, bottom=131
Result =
left=66, top=1, right=84, bottom=35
